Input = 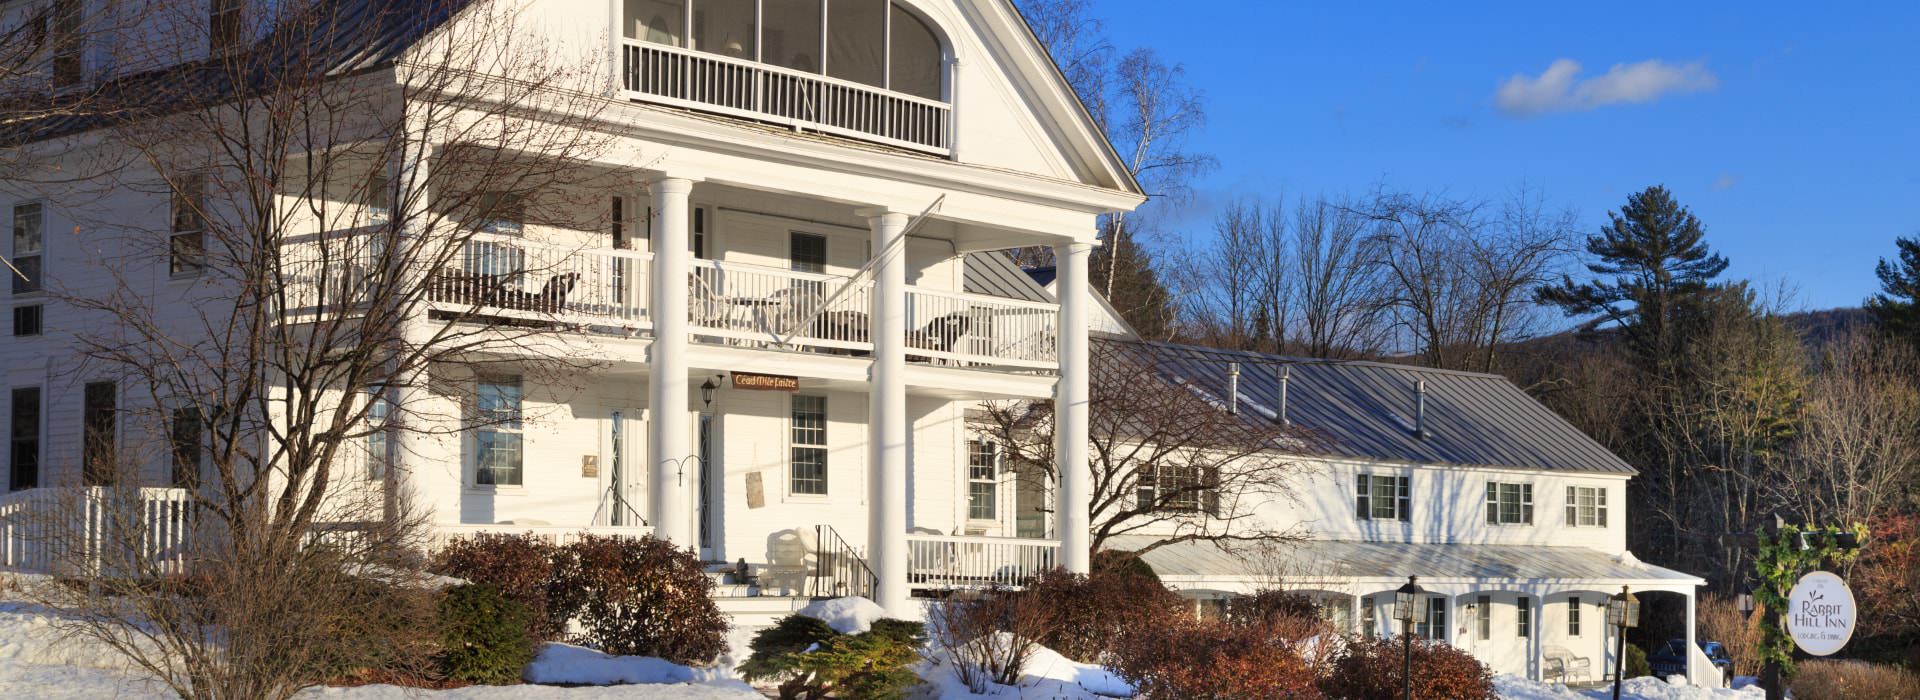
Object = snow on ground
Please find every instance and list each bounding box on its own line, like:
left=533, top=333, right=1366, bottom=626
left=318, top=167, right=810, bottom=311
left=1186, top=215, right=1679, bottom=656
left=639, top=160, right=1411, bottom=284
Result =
left=910, top=635, right=1132, bottom=700
left=1494, top=674, right=1766, bottom=700
left=795, top=596, right=893, bottom=634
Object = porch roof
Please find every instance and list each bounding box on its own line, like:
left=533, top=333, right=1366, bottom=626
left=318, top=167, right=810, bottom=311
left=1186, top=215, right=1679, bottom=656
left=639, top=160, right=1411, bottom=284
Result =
left=1108, top=535, right=1705, bottom=589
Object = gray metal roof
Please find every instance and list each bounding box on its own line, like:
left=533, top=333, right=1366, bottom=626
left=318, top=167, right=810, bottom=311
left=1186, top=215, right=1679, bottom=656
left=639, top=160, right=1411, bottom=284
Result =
left=963, top=252, right=1054, bottom=303
left=1109, top=536, right=1702, bottom=586
left=1114, top=341, right=1635, bottom=475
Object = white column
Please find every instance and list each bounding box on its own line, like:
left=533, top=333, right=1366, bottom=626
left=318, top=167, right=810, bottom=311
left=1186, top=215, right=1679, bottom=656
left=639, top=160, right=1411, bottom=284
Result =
left=1054, top=242, right=1093, bottom=574
left=648, top=176, right=696, bottom=548
left=1531, top=591, right=1546, bottom=681
left=387, top=138, right=434, bottom=525
left=1685, top=590, right=1701, bottom=685
left=865, top=210, right=911, bottom=615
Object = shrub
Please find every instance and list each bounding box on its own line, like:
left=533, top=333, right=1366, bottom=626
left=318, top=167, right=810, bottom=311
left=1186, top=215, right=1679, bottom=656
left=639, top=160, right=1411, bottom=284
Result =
left=1699, top=593, right=1763, bottom=677
left=1091, top=549, right=1161, bottom=584
left=1789, top=659, right=1920, bottom=700
left=1317, top=634, right=1497, bottom=700
left=928, top=589, right=1054, bottom=692
left=432, top=534, right=562, bottom=640
left=1109, top=618, right=1322, bottom=700
left=1623, top=643, right=1652, bottom=679
left=435, top=584, right=536, bottom=685
left=740, top=614, right=927, bottom=700
left=1021, top=568, right=1185, bottom=662
left=549, top=535, right=728, bottom=665
left=1226, top=589, right=1319, bottom=627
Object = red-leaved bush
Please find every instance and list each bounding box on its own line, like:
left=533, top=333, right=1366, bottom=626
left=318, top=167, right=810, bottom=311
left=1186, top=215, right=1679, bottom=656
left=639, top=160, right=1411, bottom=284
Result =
left=432, top=533, right=562, bottom=640
left=1021, top=567, right=1186, bottom=662
left=1110, top=618, right=1323, bottom=699
left=551, top=535, right=729, bottom=665
left=1317, top=634, right=1497, bottom=700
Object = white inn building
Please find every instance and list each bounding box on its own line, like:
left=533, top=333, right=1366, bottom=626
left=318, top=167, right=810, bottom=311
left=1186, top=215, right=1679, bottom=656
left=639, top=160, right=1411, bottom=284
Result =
left=0, top=0, right=1712, bottom=686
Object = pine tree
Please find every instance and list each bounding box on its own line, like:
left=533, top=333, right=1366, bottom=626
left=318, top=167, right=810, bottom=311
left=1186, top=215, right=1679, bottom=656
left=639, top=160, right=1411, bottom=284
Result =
left=1091, top=224, right=1178, bottom=340
left=1536, top=185, right=1729, bottom=370
left=1867, top=236, right=1920, bottom=344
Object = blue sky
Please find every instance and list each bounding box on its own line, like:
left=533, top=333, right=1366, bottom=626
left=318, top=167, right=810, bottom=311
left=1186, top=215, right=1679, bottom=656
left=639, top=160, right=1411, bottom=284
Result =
left=1093, top=0, right=1919, bottom=312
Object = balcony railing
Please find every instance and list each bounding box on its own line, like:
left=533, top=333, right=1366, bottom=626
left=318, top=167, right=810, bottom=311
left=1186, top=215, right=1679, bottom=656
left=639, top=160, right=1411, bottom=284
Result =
left=621, top=40, right=953, bottom=155
left=412, top=236, right=1056, bottom=370
left=906, top=532, right=1060, bottom=591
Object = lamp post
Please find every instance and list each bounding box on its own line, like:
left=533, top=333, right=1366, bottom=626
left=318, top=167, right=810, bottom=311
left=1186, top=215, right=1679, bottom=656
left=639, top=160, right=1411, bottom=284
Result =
left=1394, top=576, right=1426, bottom=700
left=1608, top=586, right=1641, bottom=700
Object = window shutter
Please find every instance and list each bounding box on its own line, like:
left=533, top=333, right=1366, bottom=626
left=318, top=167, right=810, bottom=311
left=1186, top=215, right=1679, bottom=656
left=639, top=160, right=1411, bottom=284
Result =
left=1522, top=484, right=1534, bottom=524
left=1597, top=488, right=1609, bottom=527
left=1397, top=476, right=1411, bottom=522
left=1355, top=474, right=1370, bottom=520
left=1566, top=486, right=1578, bottom=525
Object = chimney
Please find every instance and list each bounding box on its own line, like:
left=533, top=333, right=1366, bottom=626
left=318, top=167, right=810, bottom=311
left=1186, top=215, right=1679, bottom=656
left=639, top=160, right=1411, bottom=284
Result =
left=1226, top=362, right=1241, bottom=415
left=1277, top=365, right=1292, bottom=426
left=1414, top=379, right=1429, bottom=439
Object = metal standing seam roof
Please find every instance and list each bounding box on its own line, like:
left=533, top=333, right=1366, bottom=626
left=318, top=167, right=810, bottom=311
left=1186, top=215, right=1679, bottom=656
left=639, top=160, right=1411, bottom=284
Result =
left=1118, top=341, right=1637, bottom=475
left=963, top=252, right=1055, bottom=303
left=1106, top=536, right=1703, bottom=586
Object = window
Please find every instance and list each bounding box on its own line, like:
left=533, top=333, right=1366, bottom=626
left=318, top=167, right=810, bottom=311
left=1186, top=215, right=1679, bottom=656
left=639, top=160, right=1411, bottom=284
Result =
left=1476, top=595, right=1491, bottom=640
left=1566, top=486, right=1609, bottom=527
left=170, top=174, right=207, bottom=276
left=789, top=231, right=826, bottom=273
left=210, top=0, right=243, bottom=53
left=1517, top=596, right=1532, bottom=638
left=693, top=0, right=755, bottom=58
left=762, top=0, right=823, bottom=72
left=827, top=0, right=885, bottom=86
left=888, top=4, right=942, bottom=99
left=474, top=378, right=523, bottom=486
left=1415, top=596, right=1446, bottom=639
left=693, top=207, right=709, bottom=259
left=12, top=305, right=42, bottom=337
left=1568, top=597, right=1582, bottom=637
left=82, top=381, right=115, bottom=486
left=1486, top=482, right=1534, bottom=525
left=789, top=394, right=827, bottom=495
left=1137, top=464, right=1220, bottom=515
left=170, top=407, right=202, bottom=488
left=1355, top=473, right=1410, bottom=521
left=621, top=2, right=945, bottom=98
left=12, top=203, right=43, bottom=294
left=51, top=0, right=83, bottom=87
left=365, top=173, right=391, bottom=225
left=625, top=0, right=686, bottom=46
left=365, top=388, right=391, bottom=481
left=967, top=439, right=997, bottom=520
left=9, top=387, right=38, bottom=491
left=477, top=192, right=525, bottom=235
left=1361, top=598, right=1377, bottom=639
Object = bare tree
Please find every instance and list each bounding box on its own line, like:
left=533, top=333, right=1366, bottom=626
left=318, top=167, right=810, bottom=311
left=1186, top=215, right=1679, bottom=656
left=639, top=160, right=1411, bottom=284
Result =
left=1292, top=196, right=1387, bottom=359
left=10, top=2, right=631, bottom=697
left=978, top=340, right=1312, bottom=557
left=1771, top=332, right=1920, bottom=527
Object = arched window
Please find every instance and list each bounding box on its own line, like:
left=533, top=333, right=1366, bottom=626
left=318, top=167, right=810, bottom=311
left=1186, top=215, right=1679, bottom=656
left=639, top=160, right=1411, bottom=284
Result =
left=626, top=1, right=947, bottom=100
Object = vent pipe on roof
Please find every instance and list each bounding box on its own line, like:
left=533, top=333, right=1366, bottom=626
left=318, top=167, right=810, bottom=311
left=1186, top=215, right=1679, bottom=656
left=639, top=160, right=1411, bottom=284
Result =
left=1226, top=362, right=1241, bottom=415
left=1414, top=380, right=1429, bottom=439
left=1277, top=365, right=1292, bottom=426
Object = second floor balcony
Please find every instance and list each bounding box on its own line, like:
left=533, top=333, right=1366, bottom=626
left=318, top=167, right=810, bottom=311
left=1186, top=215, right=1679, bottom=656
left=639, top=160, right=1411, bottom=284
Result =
left=417, top=234, right=1059, bottom=372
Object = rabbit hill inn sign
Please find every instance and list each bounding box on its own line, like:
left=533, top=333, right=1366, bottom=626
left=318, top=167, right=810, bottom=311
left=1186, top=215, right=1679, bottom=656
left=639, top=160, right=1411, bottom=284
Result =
left=1785, top=571, right=1856, bottom=656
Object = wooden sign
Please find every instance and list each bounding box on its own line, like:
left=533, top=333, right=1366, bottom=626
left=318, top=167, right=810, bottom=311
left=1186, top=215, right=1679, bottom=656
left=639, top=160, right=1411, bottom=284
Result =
left=733, top=372, right=799, bottom=392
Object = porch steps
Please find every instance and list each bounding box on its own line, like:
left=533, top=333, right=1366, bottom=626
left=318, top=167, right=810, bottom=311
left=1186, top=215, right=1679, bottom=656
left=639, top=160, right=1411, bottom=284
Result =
left=714, top=595, right=823, bottom=629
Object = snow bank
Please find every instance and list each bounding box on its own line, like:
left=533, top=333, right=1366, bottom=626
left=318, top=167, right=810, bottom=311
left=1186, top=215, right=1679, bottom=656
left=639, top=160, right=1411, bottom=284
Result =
left=521, top=643, right=698, bottom=685
left=1493, top=674, right=1766, bottom=700
left=911, top=635, right=1133, bottom=700
left=795, top=596, right=891, bottom=634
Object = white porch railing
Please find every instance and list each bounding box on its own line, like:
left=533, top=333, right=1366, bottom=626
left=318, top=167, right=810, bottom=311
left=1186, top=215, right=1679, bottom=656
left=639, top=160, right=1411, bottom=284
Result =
left=906, top=288, right=1058, bottom=369
left=621, top=40, right=953, bottom=154
left=906, top=533, right=1060, bottom=590
left=0, top=487, right=198, bottom=576
left=690, top=259, right=874, bottom=352
left=429, top=234, right=653, bottom=328
left=427, top=524, right=653, bottom=551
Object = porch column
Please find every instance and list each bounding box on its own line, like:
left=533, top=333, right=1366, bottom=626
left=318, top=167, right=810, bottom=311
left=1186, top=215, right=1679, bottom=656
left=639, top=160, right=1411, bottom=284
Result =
left=1530, top=588, right=1546, bottom=681
left=648, top=176, right=697, bottom=548
left=1685, top=589, right=1700, bottom=685
left=1054, top=242, right=1093, bottom=574
left=387, top=138, right=435, bottom=525
left=864, top=209, right=911, bottom=616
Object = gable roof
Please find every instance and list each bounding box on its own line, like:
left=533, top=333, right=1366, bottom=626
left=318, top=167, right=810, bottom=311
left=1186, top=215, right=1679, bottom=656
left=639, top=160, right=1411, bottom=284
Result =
left=1117, top=340, right=1636, bottom=475
left=984, top=0, right=1142, bottom=196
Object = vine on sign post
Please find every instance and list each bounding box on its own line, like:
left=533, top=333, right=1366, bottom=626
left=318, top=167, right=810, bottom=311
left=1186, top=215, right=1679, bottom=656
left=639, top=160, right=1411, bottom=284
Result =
left=1750, top=523, right=1867, bottom=677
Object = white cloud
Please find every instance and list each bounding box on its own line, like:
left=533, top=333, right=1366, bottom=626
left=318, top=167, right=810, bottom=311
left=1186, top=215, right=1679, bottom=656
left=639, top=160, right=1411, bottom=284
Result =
left=1495, top=59, right=1718, bottom=117
left=1712, top=174, right=1740, bottom=192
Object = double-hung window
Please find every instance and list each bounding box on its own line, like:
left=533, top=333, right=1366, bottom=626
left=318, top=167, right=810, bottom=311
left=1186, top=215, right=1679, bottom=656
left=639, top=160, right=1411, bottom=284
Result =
left=170, top=407, right=203, bottom=488
left=1414, top=596, right=1446, bottom=639
left=1568, top=597, right=1583, bottom=636
left=1355, top=473, right=1410, bottom=521
left=82, top=381, right=115, bottom=486
left=1476, top=595, right=1492, bottom=640
left=966, top=439, right=997, bottom=520
left=1486, top=482, right=1534, bottom=525
left=1137, top=464, right=1220, bottom=515
left=12, top=203, right=42, bottom=294
left=365, top=387, right=391, bottom=481
left=9, top=387, right=38, bottom=491
left=474, top=378, right=523, bottom=486
left=210, top=0, right=243, bottom=53
left=51, top=0, right=83, bottom=87
left=1566, top=486, right=1609, bottom=527
left=790, top=232, right=826, bottom=273
left=1361, top=599, right=1377, bottom=639
left=790, top=395, right=827, bottom=495
left=1517, top=596, right=1532, bottom=638
left=170, top=174, right=207, bottom=276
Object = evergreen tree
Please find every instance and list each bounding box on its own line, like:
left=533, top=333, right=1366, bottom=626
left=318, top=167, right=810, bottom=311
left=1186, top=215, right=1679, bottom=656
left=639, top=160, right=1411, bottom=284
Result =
left=1537, top=185, right=1729, bottom=370
left=1090, top=223, right=1179, bottom=340
left=1867, top=236, right=1920, bottom=344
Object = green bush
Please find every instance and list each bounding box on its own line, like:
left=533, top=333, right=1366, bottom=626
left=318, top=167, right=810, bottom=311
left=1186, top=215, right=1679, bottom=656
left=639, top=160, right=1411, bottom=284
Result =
left=550, top=535, right=728, bottom=665
left=435, top=584, right=536, bottom=685
left=1623, top=643, right=1652, bottom=679
left=740, top=614, right=927, bottom=699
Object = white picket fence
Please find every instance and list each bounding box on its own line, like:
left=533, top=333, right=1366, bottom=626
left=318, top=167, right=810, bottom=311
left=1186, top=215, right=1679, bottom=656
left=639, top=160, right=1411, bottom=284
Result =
left=0, top=487, right=198, bottom=576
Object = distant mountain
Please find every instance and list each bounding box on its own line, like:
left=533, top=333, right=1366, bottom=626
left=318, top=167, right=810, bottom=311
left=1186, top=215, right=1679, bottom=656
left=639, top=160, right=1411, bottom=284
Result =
left=1781, top=307, right=1876, bottom=346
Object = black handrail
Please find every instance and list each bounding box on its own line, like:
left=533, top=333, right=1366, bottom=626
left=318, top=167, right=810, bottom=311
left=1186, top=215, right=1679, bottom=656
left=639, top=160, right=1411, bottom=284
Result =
left=814, top=524, right=878, bottom=600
